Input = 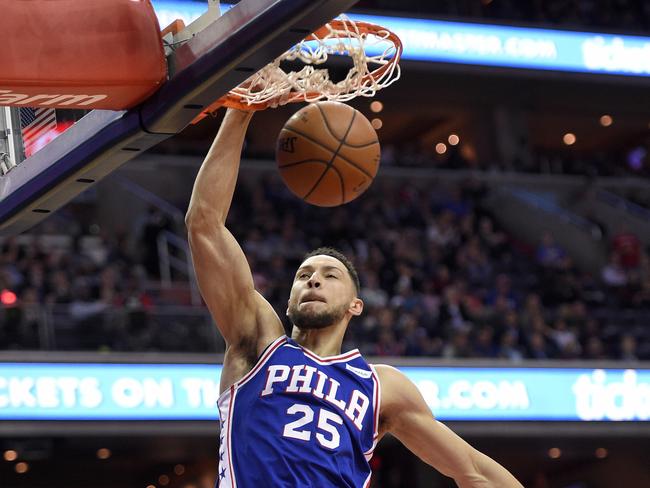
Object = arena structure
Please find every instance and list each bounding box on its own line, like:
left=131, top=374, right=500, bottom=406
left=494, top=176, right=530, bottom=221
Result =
left=1, top=1, right=649, bottom=487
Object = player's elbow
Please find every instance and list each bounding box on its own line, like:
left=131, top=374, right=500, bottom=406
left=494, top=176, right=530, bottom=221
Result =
left=454, top=471, right=490, bottom=488
left=185, top=204, right=226, bottom=230
left=454, top=450, right=522, bottom=488
left=449, top=451, right=490, bottom=487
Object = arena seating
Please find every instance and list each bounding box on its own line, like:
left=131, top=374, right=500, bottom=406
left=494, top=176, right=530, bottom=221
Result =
left=1, top=173, right=647, bottom=360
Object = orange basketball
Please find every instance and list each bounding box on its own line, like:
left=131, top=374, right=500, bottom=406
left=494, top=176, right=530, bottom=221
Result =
left=276, top=101, right=380, bottom=207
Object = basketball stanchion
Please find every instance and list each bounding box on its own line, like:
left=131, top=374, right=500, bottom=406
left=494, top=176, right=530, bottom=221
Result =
left=191, top=15, right=402, bottom=121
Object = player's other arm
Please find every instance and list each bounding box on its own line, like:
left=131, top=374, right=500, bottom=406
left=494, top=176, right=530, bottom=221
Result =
left=376, top=365, right=524, bottom=488
left=185, top=109, right=283, bottom=352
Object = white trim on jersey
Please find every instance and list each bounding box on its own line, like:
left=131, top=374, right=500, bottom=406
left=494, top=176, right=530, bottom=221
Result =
left=363, top=364, right=382, bottom=461
left=363, top=470, right=373, bottom=488
left=227, top=385, right=237, bottom=487
left=363, top=469, right=372, bottom=488
left=217, top=385, right=238, bottom=488
left=299, top=345, right=361, bottom=365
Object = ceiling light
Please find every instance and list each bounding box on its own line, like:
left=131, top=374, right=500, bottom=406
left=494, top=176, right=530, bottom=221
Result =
left=563, top=133, right=576, bottom=145
left=548, top=447, right=561, bottom=459
left=371, top=118, right=383, bottom=130
left=595, top=447, right=608, bottom=459
left=174, top=464, right=185, bottom=476
left=435, top=142, right=447, bottom=154
left=3, top=450, right=18, bottom=462
left=448, top=134, right=460, bottom=145
left=0, top=289, right=17, bottom=306
left=369, top=101, right=383, bottom=113
left=600, top=115, right=613, bottom=127
left=159, top=475, right=170, bottom=486
left=97, top=448, right=111, bottom=459
left=15, top=462, right=29, bottom=474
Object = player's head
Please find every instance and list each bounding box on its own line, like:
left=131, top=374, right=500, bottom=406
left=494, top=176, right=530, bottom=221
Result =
left=287, top=247, right=363, bottom=330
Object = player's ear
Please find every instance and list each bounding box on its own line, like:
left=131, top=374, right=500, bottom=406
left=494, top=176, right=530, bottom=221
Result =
left=349, top=297, right=363, bottom=316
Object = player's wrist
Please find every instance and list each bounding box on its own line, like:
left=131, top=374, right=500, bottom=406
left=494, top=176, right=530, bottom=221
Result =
left=225, top=107, right=254, bottom=120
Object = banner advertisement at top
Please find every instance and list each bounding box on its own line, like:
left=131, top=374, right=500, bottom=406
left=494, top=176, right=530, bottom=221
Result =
left=152, top=1, right=650, bottom=77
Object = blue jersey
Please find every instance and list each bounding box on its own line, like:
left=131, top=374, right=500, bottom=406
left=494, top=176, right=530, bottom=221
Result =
left=217, top=336, right=380, bottom=488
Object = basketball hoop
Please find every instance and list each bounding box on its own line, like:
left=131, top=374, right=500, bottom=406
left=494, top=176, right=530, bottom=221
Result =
left=191, top=16, right=402, bottom=123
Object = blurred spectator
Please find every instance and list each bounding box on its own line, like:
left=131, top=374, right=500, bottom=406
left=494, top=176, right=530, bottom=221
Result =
left=438, top=285, right=472, bottom=334
left=611, top=226, right=641, bottom=270
left=427, top=210, right=459, bottom=247
left=497, top=331, right=524, bottom=361
left=472, top=325, right=498, bottom=358
left=618, top=334, right=639, bottom=361
left=139, top=206, right=174, bottom=278
left=485, top=273, right=517, bottom=308
left=601, top=253, right=628, bottom=287
left=374, top=329, right=404, bottom=356
left=536, top=232, right=566, bottom=269
left=361, top=271, right=389, bottom=308
left=527, top=332, right=551, bottom=360
left=7, top=287, right=41, bottom=349
left=478, top=216, right=508, bottom=258
left=443, top=329, right=472, bottom=359
left=583, top=336, right=607, bottom=360
left=550, top=317, right=571, bottom=346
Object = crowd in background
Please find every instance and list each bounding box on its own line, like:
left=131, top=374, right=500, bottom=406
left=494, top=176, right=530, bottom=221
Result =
left=378, top=141, right=650, bottom=179
left=359, top=0, right=650, bottom=31
left=1, top=173, right=647, bottom=360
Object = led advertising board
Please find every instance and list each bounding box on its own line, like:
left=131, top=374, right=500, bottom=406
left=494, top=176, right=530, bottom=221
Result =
left=1, top=363, right=648, bottom=421
left=152, top=1, right=650, bottom=77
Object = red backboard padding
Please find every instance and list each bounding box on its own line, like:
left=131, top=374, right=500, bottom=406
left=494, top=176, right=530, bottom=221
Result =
left=0, top=0, right=166, bottom=110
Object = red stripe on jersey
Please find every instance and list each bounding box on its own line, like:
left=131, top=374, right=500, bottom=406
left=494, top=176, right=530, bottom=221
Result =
left=363, top=472, right=372, bottom=488
left=364, top=365, right=381, bottom=459
left=371, top=367, right=380, bottom=439
left=301, top=347, right=360, bottom=364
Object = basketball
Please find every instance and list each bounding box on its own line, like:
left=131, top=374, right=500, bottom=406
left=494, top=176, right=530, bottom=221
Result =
left=276, top=101, right=381, bottom=207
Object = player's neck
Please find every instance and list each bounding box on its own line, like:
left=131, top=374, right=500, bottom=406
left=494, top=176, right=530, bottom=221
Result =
left=291, top=324, right=346, bottom=357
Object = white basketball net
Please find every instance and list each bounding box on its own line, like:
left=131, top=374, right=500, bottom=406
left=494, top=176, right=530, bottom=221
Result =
left=229, top=16, right=402, bottom=108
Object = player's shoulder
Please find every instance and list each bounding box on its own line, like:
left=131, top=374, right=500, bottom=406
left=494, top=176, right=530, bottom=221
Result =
left=371, top=364, right=418, bottom=434
left=371, top=364, right=411, bottom=405
left=371, top=363, right=403, bottom=383
left=371, top=364, right=426, bottom=417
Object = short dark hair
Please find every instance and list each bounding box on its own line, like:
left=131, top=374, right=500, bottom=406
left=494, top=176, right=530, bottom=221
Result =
left=302, top=247, right=360, bottom=295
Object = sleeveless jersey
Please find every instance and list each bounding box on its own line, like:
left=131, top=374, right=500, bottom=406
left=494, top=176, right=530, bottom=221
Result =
left=217, top=336, right=380, bottom=488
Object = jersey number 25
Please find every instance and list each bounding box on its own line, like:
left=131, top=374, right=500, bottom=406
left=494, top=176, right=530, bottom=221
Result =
left=283, top=404, right=343, bottom=450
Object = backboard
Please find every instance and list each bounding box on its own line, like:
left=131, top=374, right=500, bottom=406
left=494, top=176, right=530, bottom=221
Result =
left=0, top=0, right=360, bottom=235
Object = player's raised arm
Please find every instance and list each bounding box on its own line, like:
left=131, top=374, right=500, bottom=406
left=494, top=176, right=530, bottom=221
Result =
left=185, top=109, right=284, bottom=353
left=376, top=365, right=524, bottom=488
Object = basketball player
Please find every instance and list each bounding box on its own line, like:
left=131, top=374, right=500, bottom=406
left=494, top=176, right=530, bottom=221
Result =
left=186, top=109, right=524, bottom=487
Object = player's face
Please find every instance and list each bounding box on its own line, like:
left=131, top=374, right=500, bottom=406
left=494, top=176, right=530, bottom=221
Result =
left=287, top=255, right=361, bottom=329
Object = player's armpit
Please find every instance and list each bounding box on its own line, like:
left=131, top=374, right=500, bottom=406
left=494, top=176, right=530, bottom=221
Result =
left=375, top=365, right=523, bottom=488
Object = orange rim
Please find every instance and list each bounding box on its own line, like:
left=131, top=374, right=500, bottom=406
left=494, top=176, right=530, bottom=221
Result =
left=191, top=20, right=402, bottom=121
